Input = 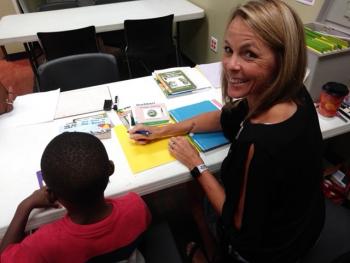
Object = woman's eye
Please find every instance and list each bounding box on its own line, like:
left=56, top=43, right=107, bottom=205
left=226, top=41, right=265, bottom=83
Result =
left=244, top=51, right=257, bottom=59
left=224, top=46, right=232, bottom=54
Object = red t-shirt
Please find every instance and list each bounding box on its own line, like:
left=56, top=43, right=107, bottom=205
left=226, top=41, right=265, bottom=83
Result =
left=1, top=192, right=151, bottom=263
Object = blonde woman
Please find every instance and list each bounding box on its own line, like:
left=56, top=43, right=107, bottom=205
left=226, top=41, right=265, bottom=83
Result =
left=130, top=0, right=324, bottom=262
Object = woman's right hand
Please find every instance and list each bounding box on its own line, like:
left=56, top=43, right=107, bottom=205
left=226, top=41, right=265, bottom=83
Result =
left=129, top=124, right=160, bottom=144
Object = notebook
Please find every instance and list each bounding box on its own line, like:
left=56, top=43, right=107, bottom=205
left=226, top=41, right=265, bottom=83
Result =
left=169, top=100, right=229, bottom=152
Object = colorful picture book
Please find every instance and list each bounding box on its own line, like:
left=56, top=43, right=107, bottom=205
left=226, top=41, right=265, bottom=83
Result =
left=60, top=113, right=112, bottom=140
left=169, top=100, right=229, bottom=152
left=131, top=102, right=170, bottom=126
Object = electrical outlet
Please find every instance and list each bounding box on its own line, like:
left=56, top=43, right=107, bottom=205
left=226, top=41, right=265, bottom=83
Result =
left=210, top=36, right=218, bottom=53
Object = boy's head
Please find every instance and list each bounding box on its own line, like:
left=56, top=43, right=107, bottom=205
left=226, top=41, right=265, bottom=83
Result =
left=41, top=132, right=114, bottom=205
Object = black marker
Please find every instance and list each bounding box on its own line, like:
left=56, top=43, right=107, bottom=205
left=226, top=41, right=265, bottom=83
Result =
left=113, top=96, right=119, bottom=111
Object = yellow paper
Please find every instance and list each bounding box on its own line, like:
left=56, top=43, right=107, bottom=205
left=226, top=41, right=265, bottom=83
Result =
left=114, top=125, right=175, bottom=174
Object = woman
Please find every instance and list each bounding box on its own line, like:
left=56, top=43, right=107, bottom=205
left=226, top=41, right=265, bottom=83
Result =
left=130, top=0, right=325, bottom=262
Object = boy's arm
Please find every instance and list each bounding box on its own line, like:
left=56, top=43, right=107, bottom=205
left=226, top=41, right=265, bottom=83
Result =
left=0, top=187, right=58, bottom=253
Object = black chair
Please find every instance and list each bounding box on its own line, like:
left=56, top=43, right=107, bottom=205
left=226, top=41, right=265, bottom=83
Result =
left=87, top=235, right=144, bottom=263
left=301, top=198, right=350, bottom=263
left=94, top=0, right=127, bottom=59
left=37, top=26, right=99, bottom=61
left=38, top=53, right=119, bottom=92
left=124, top=14, right=180, bottom=78
left=139, top=221, right=182, bottom=263
left=38, top=1, right=79, bottom=11
left=87, top=222, right=182, bottom=263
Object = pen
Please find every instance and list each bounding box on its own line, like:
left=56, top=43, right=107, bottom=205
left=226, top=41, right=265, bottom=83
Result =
left=338, top=108, right=350, bottom=120
left=135, top=130, right=152, bottom=136
left=336, top=111, right=348, bottom=123
left=36, top=171, right=44, bottom=188
left=130, top=111, right=136, bottom=126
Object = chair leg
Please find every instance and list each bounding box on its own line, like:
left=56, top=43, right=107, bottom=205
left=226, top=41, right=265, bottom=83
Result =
left=125, top=55, right=133, bottom=79
left=175, top=45, right=180, bottom=67
left=139, top=60, right=151, bottom=75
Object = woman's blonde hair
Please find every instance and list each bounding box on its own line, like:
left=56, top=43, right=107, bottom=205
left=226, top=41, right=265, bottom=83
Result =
left=222, top=0, right=306, bottom=118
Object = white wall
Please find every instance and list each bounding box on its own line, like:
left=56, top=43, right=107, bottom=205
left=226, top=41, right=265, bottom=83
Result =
left=182, top=0, right=325, bottom=64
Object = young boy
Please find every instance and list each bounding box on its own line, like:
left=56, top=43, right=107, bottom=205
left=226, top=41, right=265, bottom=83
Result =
left=0, top=132, right=151, bottom=262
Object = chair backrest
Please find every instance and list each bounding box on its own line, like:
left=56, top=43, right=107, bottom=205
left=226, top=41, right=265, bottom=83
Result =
left=37, top=26, right=99, bottom=61
left=124, top=14, right=178, bottom=77
left=301, top=198, right=350, bottom=263
left=38, top=53, right=119, bottom=92
left=38, top=1, right=79, bottom=11
left=86, top=235, right=144, bottom=263
left=124, top=14, right=175, bottom=55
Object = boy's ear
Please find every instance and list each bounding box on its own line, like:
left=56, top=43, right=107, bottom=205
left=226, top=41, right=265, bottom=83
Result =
left=108, top=160, right=115, bottom=176
left=46, top=188, right=58, bottom=203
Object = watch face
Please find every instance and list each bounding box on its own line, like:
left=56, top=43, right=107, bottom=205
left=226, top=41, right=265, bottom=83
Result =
left=197, top=164, right=208, bottom=173
left=190, top=167, right=201, bottom=178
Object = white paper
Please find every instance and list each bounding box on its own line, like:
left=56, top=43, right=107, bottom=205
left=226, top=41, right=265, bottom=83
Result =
left=0, top=89, right=60, bottom=129
left=55, top=85, right=112, bottom=119
left=196, top=62, right=222, bottom=89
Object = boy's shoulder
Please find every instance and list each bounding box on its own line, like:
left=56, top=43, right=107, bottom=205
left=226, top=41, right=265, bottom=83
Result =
left=110, top=192, right=142, bottom=203
left=108, top=192, right=151, bottom=224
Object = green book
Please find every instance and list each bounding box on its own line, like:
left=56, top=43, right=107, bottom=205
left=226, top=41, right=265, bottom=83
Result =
left=157, top=70, right=196, bottom=94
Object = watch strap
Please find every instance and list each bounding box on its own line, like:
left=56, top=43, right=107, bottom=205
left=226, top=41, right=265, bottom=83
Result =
left=190, top=163, right=208, bottom=178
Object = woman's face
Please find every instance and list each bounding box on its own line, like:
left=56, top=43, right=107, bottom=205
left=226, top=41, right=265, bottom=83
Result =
left=222, top=17, right=277, bottom=102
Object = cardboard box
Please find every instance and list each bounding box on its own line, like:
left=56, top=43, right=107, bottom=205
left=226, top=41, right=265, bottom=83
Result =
left=304, top=0, right=350, bottom=102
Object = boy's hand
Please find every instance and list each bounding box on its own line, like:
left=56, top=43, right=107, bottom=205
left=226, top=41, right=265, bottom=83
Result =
left=0, top=187, right=59, bottom=253
left=21, top=187, right=59, bottom=210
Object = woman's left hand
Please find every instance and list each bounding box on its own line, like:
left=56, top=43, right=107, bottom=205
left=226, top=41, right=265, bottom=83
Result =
left=168, top=136, right=204, bottom=170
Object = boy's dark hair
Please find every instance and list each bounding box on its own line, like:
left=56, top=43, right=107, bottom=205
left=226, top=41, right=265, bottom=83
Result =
left=41, top=132, right=111, bottom=205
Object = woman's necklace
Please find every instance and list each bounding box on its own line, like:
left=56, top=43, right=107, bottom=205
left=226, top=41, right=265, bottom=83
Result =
left=235, top=121, right=245, bottom=140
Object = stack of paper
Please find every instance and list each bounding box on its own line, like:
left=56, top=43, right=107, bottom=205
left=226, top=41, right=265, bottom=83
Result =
left=169, top=100, right=229, bottom=152
left=153, top=67, right=212, bottom=97
left=195, top=62, right=222, bottom=89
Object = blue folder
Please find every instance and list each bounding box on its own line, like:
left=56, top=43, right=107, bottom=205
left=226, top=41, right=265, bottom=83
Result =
left=169, top=100, right=229, bottom=152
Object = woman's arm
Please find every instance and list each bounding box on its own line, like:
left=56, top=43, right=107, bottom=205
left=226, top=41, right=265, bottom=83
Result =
left=168, top=136, right=225, bottom=214
left=129, top=110, right=222, bottom=143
